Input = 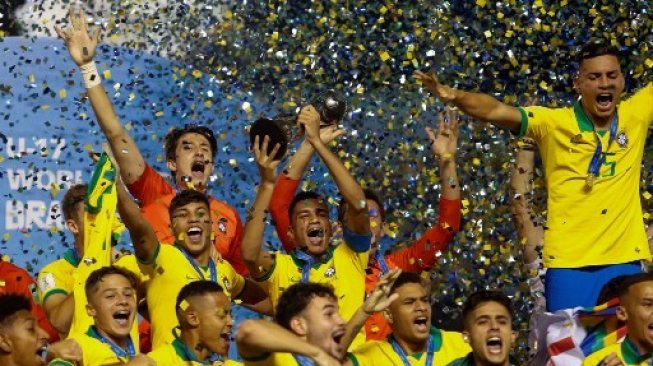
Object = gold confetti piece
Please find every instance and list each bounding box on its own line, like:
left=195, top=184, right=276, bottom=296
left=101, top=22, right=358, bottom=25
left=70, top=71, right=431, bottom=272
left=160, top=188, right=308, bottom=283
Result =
left=646, top=59, right=653, bottom=68
left=59, top=89, right=67, bottom=98
left=192, top=69, right=202, bottom=78
left=379, top=51, right=391, bottom=61
left=476, top=0, right=487, bottom=7
left=103, top=70, right=111, bottom=79
left=179, top=300, right=190, bottom=310
left=50, top=183, right=60, bottom=199
left=644, top=191, right=652, bottom=200
left=2, top=234, right=9, bottom=243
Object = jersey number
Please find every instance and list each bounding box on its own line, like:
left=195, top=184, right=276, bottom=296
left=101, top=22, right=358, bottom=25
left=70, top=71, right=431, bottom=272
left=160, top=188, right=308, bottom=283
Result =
left=600, top=152, right=616, bottom=177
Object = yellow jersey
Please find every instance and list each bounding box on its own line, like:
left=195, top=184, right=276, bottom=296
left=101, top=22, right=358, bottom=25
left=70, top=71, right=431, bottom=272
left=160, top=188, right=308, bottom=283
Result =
left=37, top=249, right=79, bottom=308
left=242, top=352, right=303, bottom=366
left=582, top=338, right=651, bottom=365
left=518, top=84, right=653, bottom=268
left=47, top=326, right=140, bottom=366
left=148, top=338, right=242, bottom=365
left=256, top=241, right=368, bottom=348
left=348, top=327, right=471, bottom=366
left=138, top=243, right=245, bottom=349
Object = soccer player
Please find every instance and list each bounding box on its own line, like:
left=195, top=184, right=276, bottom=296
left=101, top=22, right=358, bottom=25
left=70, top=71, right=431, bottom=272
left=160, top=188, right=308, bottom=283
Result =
left=582, top=273, right=653, bottom=366
left=37, top=184, right=89, bottom=337
left=0, top=258, right=58, bottom=342
left=240, top=105, right=372, bottom=346
left=115, top=179, right=268, bottom=349
left=0, top=293, right=50, bottom=366
left=268, top=109, right=461, bottom=341
left=236, top=270, right=400, bottom=366
left=416, top=39, right=652, bottom=311
left=55, top=7, right=247, bottom=275
left=346, top=272, right=470, bottom=365
left=48, top=266, right=154, bottom=366
left=148, top=280, right=238, bottom=365
left=448, top=290, right=517, bottom=366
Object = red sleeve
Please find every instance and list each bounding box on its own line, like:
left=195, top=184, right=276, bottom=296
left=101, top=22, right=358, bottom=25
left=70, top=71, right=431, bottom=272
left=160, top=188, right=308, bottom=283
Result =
left=269, top=174, right=300, bottom=252
left=126, top=163, right=175, bottom=206
left=386, top=198, right=460, bottom=272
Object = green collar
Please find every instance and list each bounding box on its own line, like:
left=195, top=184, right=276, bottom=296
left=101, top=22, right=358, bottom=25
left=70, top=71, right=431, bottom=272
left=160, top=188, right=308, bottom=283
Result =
left=622, top=336, right=653, bottom=364
left=389, top=326, right=443, bottom=359
left=172, top=338, right=196, bottom=362
left=290, top=246, right=335, bottom=269
left=573, top=101, right=611, bottom=136
left=62, top=249, right=80, bottom=267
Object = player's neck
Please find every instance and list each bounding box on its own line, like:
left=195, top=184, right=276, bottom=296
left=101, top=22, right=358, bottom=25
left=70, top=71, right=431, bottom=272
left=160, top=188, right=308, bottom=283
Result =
left=580, top=103, right=613, bottom=131
left=0, top=356, right=19, bottom=366
left=195, top=249, right=210, bottom=267
left=629, top=335, right=653, bottom=358
left=394, top=335, right=427, bottom=355
left=96, top=326, right=129, bottom=349
left=180, top=330, right=211, bottom=361
left=473, top=353, right=509, bottom=366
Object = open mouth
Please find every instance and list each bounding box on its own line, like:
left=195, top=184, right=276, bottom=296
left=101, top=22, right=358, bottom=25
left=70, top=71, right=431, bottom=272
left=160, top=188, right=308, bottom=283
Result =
left=220, top=331, right=231, bottom=342
left=413, top=316, right=429, bottom=332
left=307, top=227, right=325, bottom=246
left=486, top=336, right=503, bottom=354
left=190, top=160, right=206, bottom=180
left=596, top=93, right=613, bottom=110
left=187, top=227, right=203, bottom=243
left=113, top=310, right=131, bottom=327
left=332, top=328, right=345, bottom=344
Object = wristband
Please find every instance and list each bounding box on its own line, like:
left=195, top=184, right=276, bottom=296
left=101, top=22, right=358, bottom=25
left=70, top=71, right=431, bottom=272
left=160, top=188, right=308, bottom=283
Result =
left=80, top=61, right=100, bottom=89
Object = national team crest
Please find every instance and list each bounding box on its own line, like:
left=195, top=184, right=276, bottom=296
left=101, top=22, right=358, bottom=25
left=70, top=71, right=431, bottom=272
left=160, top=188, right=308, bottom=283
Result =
left=217, top=218, right=228, bottom=234
left=324, top=266, right=336, bottom=278
left=617, top=131, right=628, bottom=148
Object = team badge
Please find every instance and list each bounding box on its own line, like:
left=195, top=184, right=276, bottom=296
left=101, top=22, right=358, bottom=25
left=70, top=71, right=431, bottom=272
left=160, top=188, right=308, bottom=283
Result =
left=617, top=131, right=628, bottom=148
left=324, top=266, right=335, bottom=278
left=217, top=218, right=228, bottom=234
left=222, top=278, right=232, bottom=291
left=38, top=273, right=56, bottom=293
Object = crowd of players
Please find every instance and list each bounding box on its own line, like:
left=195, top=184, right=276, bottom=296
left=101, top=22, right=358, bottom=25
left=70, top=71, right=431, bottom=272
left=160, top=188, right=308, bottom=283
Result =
left=2, top=7, right=653, bottom=366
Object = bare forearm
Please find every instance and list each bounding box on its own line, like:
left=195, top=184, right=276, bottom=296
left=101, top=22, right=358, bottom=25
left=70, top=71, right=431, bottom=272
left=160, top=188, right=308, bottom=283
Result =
left=439, top=159, right=459, bottom=200
left=116, top=181, right=156, bottom=261
left=241, top=183, right=274, bottom=267
left=45, top=295, right=75, bottom=335
left=452, top=90, right=521, bottom=130
left=236, top=320, right=323, bottom=359
left=85, top=84, right=145, bottom=184
left=310, top=138, right=368, bottom=233
left=285, top=140, right=315, bottom=179
left=341, top=307, right=369, bottom=351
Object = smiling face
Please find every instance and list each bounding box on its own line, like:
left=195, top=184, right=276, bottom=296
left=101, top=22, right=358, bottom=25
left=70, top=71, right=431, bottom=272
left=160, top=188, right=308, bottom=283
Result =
left=299, top=295, right=346, bottom=360
left=574, top=54, right=625, bottom=125
left=171, top=200, right=213, bottom=257
left=289, top=198, right=332, bottom=256
left=464, top=301, right=515, bottom=366
left=195, top=292, right=233, bottom=356
left=167, top=132, right=215, bottom=192
left=386, top=282, right=431, bottom=346
left=618, top=281, right=653, bottom=354
left=86, top=274, right=137, bottom=344
left=0, top=310, right=48, bottom=366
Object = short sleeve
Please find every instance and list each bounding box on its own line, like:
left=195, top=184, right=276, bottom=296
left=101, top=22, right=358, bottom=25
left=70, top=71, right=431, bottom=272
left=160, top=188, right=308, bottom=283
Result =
left=516, top=106, right=552, bottom=143
left=217, top=259, right=245, bottom=300
left=37, top=262, right=71, bottom=306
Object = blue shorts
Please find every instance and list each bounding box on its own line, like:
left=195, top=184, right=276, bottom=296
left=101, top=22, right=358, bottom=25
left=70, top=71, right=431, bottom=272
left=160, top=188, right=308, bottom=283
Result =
left=545, top=261, right=642, bottom=312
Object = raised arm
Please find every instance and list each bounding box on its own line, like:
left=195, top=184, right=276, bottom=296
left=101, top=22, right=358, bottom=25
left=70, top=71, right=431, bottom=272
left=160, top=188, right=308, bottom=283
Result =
left=236, top=320, right=341, bottom=366
left=341, top=269, right=400, bottom=350
left=270, top=126, right=345, bottom=251
left=510, top=138, right=543, bottom=265
left=241, top=136, right=282, bottom=278
left=115, top=178, right=158, bottom=262
left=55, top=8, right=145, bottom=184
left=298, top=106, right=369, bottom=237
left=414, top=71, right=522, bottom=131
left=387, top=110, right=462, bottom=271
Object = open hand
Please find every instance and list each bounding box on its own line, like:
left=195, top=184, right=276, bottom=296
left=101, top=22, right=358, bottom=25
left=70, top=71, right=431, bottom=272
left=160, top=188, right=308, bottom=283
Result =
left=426, top=108, right=459, bottom=160
left=253, top=135, right=282, bottom=185
left=363, top=269, right=401, bottom=314
left=414, top=71, right=457, bottom=103
left=55, top=8, right=101, bottom=67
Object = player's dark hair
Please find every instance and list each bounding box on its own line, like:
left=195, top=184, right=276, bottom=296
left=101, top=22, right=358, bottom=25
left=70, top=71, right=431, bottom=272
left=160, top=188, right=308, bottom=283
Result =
left=461, top=290, right=513, bottom=329
left=275, top=282, right=337, bottom=330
